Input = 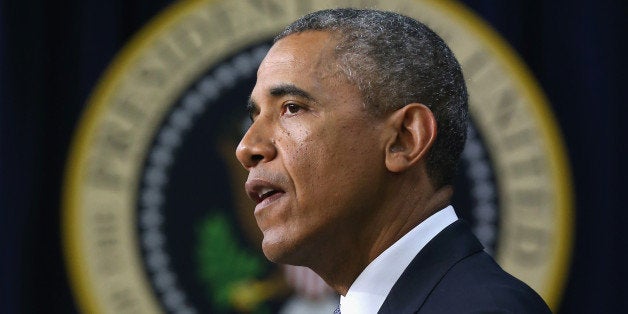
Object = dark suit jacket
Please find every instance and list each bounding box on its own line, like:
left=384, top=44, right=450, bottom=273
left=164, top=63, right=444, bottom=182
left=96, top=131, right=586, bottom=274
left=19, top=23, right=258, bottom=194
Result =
left=378, top=220, right=552, bottom=313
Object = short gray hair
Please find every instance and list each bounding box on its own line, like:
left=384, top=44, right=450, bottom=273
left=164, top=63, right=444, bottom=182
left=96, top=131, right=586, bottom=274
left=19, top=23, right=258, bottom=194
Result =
left=276, top=8, right=468, bottom=188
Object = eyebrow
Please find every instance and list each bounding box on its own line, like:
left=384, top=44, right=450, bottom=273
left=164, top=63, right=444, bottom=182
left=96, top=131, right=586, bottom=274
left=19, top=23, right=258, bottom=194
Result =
left=269, top=83, right=316, bottom=102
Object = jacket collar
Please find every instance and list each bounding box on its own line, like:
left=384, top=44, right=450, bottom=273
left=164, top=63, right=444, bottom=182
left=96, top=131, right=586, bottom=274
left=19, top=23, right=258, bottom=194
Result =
left=377, top=220, right=484, bottom=313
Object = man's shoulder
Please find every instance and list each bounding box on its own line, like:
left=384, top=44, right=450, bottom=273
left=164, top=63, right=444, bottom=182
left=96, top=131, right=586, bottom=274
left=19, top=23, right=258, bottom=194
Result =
left=421, top=250, right=552, bottom=313
left=378, top=220, right=552, bottom=313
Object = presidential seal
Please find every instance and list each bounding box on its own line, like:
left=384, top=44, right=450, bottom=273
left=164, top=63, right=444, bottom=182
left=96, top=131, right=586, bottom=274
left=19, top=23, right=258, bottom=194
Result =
left=63, top=0, right=573, bottom=313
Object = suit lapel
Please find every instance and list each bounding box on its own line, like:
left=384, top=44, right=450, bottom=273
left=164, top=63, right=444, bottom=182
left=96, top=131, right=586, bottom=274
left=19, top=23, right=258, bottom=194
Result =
left=377, top=220, right=484, bottom=313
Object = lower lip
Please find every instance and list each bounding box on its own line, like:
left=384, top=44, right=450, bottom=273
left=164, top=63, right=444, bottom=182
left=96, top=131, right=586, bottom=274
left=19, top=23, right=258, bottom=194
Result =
left=255, top=192, right=285, bottom=213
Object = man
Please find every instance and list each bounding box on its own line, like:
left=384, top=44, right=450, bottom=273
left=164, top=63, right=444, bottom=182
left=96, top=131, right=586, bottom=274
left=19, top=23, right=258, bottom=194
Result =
left=235, top=8, right=551, bottom=314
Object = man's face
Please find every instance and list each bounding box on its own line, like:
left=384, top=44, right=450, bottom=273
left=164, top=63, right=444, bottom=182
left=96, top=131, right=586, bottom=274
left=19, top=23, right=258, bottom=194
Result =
left=236, top=31, right=387, bottom=264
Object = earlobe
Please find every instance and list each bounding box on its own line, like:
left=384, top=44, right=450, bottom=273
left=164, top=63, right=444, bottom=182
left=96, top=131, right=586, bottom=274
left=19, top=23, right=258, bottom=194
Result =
left=384, top=103, right=437, bottom=173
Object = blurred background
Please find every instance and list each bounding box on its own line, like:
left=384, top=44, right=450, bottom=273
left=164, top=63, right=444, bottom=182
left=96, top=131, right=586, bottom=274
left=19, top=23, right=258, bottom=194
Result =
left=1, top=0, right=627, bottom=313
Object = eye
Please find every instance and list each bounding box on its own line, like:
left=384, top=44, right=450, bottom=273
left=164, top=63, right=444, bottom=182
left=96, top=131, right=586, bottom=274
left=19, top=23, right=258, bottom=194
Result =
left=246, top=103, right=259, bottom=122
left=282, top=103, right=303, bottom=115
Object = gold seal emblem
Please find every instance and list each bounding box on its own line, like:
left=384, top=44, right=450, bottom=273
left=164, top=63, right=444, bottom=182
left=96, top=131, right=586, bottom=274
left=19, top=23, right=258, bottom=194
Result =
left=63, top=0, right=573, bottom=312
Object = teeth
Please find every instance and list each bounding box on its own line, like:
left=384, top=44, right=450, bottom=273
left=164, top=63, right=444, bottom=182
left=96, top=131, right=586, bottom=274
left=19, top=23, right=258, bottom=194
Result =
left=258, top=187, right=274, bottom=198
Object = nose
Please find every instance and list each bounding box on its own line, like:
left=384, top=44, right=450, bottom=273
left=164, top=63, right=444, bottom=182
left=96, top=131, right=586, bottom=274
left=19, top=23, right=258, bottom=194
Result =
left=236, top=119, right=277, bottom=170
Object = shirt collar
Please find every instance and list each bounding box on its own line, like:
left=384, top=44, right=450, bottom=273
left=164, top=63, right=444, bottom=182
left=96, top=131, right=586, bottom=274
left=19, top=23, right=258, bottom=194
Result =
left=339, top=206, right=458, bottom=314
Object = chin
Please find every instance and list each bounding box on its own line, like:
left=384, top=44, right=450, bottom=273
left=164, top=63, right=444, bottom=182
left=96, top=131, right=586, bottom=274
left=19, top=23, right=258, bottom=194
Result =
left=261, top=234, right=307, bottom=266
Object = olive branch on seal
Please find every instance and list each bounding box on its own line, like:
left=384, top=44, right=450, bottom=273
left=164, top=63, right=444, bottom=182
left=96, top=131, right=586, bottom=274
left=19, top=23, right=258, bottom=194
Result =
left=196, top=213, right=271, bottom=313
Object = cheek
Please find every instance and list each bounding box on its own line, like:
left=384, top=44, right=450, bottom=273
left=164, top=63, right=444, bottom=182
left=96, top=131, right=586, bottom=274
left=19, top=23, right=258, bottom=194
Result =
left=279, top=117, right=379, bottom=194
left=278, top=121, right=322, bottom=170
left=279, top=138, right=335, bottom=214
left=274, top=128, right=324, bottom=209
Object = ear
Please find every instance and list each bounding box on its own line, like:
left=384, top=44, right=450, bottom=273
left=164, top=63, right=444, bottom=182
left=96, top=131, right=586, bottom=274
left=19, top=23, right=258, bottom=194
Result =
left=384, top=103, right=437, bottom=173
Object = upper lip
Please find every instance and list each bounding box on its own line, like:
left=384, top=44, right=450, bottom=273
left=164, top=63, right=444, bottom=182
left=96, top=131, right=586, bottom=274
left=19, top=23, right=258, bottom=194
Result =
left=245, top=179, right=285, bottom=204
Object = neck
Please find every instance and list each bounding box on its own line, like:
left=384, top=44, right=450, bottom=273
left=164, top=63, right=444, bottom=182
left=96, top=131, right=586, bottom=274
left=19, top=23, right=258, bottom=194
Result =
left=308, top=181, right=453, bottom=296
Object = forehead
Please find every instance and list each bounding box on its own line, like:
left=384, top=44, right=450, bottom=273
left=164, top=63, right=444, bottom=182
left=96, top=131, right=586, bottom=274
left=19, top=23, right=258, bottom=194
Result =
left=253, top=31, right=342, bottom=96
left=263, top=31, right=337, bottom=70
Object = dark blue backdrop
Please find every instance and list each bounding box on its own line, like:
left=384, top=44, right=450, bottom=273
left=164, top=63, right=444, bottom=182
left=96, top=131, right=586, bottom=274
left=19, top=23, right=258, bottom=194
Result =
left=1, top=0, right=627, bottom=313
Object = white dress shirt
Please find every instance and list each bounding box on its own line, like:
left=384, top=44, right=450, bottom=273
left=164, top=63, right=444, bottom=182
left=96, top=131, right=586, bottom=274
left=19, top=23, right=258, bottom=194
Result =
left=339, top=206, right=458, bottom=314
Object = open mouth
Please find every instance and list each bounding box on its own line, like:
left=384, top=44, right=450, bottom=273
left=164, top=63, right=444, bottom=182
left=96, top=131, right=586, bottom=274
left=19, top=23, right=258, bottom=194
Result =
left=258, top=187, right=280, bottom=202
left=245, top=179, right=285, bottom=206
